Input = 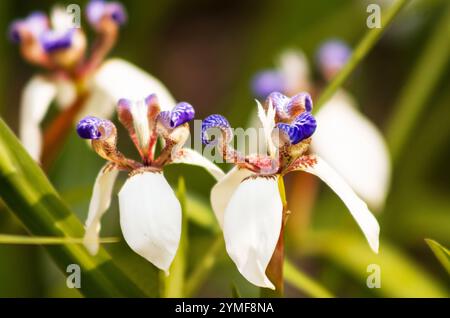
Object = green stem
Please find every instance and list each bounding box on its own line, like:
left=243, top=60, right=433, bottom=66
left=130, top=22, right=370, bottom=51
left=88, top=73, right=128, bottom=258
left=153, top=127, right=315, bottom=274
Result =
left=315, top=0, right=409, bottom=111
left=0, top=118, right=147, bottom=297
left=386, top=3, right=450, bottom=163
left=162, top=177, right=188, bottom=297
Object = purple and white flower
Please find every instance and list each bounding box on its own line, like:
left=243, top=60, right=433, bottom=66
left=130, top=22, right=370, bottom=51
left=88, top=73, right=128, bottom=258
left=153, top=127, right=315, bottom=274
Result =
left=10, top=2, right=175, bottom=164
left=204, top=92, right=380, bottom=289
left=250, top=42, right=391, bottom=210
left=77, top=95, right=224, bottom=273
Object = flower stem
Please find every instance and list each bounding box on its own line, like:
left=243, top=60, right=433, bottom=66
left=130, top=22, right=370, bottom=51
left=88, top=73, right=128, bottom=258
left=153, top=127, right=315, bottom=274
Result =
left=315, top=0, right=409, bottom=112
left=260, top=176, right=288, bottom=297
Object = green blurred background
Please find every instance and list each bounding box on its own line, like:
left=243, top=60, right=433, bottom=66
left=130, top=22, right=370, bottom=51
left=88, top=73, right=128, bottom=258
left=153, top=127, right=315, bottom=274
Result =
left=0, top=0, right=448, bottom=297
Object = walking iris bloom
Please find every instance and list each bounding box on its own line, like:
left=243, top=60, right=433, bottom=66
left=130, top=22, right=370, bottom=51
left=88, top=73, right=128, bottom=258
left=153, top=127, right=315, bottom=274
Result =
left=202, top=92, right=380, bottom=289
left=9, top=1, right=174, bottom=162
left=250, top=40, right=390, bottom=210
left=77, top=94, right=224, bottom=272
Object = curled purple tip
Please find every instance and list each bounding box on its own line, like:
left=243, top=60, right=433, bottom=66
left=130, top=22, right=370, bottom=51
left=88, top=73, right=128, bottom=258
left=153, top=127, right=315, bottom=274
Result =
left=277, top=112, right=316, bottom=145
left=158, top=102, right=195, bottom=129
left=40, top=29, right=75, bottom=53
left=170, top=102, right=195, bottom=128
left=77, top=116, right=112, bottom=140
left=202, top=114, right=232, bottom=145
left=86, top=0, right=127, bottom=27
left=8, top=11, right=48, bottom=44
left=267, top=91, right=313, bottom=118
left=317, top=39, right=351, bottom=74
left=251, top=70, right=285, bottom=99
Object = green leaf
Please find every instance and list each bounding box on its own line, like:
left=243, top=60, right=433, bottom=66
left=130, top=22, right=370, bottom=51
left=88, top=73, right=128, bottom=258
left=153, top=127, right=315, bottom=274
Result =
left=386, top=3, right=450, bottom=162
left=425, top=239, right=450, bottom=275
left=306, top=230, right=449, bottom=297
left=0, top=118, right=147, bottom=297
left=284, top=259, right=334, bottom=298
left=0, top=234, right=119, bottom=245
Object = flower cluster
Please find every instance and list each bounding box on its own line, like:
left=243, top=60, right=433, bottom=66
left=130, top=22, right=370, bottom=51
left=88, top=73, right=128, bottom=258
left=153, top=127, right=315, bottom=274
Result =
left=77, top=94, right=223, bottom=272
left=10, top=1, right=176, bottom=163
left=202, top=92, right=379, bottom=289
left=9, top=0, right=125, bottom=71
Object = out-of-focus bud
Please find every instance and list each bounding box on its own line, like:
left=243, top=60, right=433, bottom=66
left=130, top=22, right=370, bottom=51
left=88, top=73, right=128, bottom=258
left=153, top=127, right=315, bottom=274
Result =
left=316, top=39, right=351, bottom=81
left=251, top=70, right=285, bottom=100
left=86, top=0, right=127, bottom=32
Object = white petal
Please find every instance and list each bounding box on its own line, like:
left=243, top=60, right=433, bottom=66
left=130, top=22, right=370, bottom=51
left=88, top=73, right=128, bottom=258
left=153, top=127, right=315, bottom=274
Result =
left=256, top=99, right=277, bottom=157
left=223, top=176, right=282, bottom=289
left=278, top=49, right=312, bottom=93
left=83, top=164, right=119, bottom=255
left=129, top=99, right=151, bottom=153
left=171, top=148, right=225, bottom=181
left=19, top=76, right=57, bottom=161
left=118, top=172, right=181, bottom=273
left=312, top=90, right=391, bottom=210
left=210, top=167, right=254, bottom=228
left=82, top=58, right=176, bottom=120
left=300, top=155, right=380, bottom=253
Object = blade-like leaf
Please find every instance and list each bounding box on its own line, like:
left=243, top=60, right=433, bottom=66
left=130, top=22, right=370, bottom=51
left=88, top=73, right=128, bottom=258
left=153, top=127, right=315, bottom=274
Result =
left=0, top=118, right=148, bottom=297
left=425, top=239, right=450, bottom=275
left=0, top=234, right=119, bottom=245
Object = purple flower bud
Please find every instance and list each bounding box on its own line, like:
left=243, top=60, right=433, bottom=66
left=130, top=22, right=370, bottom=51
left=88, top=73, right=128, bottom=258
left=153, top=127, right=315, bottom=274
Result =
left=8, top=11, right=49, bottom=44
left=202, top=114, right=232, bottom=145
left=39, top=29, right=75, bottom=53
left=169, top=102, right=195, bottom=128
left=251, top=70, right=285, bottom=99
left=316, top=39, right=351, bottom=76
left=158, top=102, right=195, bottom=129
left=277, top=112, right=316, bottom=144
left=77, top=116, right=113, bottom=140
left=86, top=0, right=127, bottom=27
